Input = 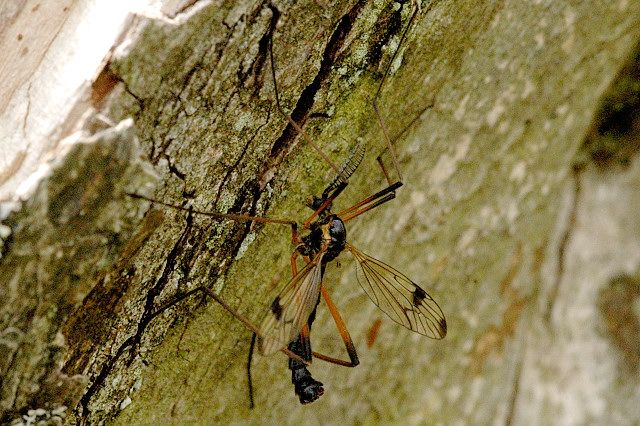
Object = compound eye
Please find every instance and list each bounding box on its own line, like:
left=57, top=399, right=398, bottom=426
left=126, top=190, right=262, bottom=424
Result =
left=329, top=218, right=346, bottom=240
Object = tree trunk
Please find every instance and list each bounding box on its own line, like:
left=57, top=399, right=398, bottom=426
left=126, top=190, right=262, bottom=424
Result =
left=2, top=0, right=640, bottom=424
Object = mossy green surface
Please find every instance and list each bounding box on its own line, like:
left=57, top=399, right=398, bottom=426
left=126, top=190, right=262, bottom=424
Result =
left=31, top=0, right=638, bottom=424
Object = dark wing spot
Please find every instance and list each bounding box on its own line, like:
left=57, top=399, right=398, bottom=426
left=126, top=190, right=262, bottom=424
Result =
left=412, top=287, right=427, bottom=307
left=271, top=296, right=283, bottom=320
left=439, top=317, right=447, bottom=337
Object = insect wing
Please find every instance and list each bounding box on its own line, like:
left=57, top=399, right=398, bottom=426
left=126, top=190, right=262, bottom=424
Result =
left=259, top=253, right=325, bottom=355
left=347, top=244, right=446, bottom=339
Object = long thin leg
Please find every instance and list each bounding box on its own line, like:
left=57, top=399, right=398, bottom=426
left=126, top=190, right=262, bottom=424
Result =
left=268, top=23, right=340, bottom=175
left=372, top=0, right=420, bottom=184
left=290, top=250, right=300, bottom=276
left=129, top=192, right=302, bottom=248
left=340, top=192, right=396, bottom=223
left=128, top=192, right=298, bottom=228
left=246, top=332, right=257, bottom=408
left=149, top=286, right=307, bottom=364
left=377, top=155, right=393, bottom=186
left=336, top=181, right=402, bottom=222
left=204, top=287, right=306, bottom=365
left=333, top=0, right=423, bottom=223
left=376, top=101, right=431, bottom=167
left=311, top=286, right=360, bottom=367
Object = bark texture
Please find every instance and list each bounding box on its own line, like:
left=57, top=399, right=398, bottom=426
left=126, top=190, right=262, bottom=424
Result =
left=2, top=0, right=640, bottom=424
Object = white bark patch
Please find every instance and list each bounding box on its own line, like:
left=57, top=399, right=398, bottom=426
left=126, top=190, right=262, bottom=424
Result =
left=510, top=161, right=527, bottom=182
left=429, top=134, right=472, bottom=187
left=235, top=232, right=256, bottom=260
left=486, top=102, right=505, bottom=127
left=233, top=111, right=253, bottom=132
left=516, top=157, right=640, bottom=424
left=0, top=1, right=151, bottom=201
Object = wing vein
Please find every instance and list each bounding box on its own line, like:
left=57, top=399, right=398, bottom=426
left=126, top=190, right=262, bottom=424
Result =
left=347, top=244, right=446, bottom=339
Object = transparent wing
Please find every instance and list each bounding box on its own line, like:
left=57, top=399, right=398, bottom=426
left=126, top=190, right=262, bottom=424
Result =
left=347, top=244, right=446, bottom=339
left=258, top=253, right=325, bottom=355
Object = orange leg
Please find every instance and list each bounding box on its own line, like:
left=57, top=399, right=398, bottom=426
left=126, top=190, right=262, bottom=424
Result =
left=337, top=181, right=402, bottom=217
left=290, top=250, right=300, bottom=276
left=128, top=192, right=300, bottom=244
left=302, top=182, right=348, bottom=229
left=336, top=181, right=402, bottom=223
left=340, top=193, right=396, bottom=223
left=128, top=192, right=296, bottom=226
left=311, top=287, right=359, bottom=367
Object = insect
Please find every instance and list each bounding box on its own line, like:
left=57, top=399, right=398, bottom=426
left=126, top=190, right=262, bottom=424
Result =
left=131, top=0, right=446, bottom=407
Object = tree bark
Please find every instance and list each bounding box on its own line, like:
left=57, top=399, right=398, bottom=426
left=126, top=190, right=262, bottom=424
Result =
left=2, top=0, right=640, bottom=424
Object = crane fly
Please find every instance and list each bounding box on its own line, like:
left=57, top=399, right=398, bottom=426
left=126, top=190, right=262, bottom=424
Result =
left=130, top=0, right=446, bottom=407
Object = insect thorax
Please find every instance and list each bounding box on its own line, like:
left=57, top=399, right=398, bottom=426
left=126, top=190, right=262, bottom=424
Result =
left=299, top=214, right=346, bottom=263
